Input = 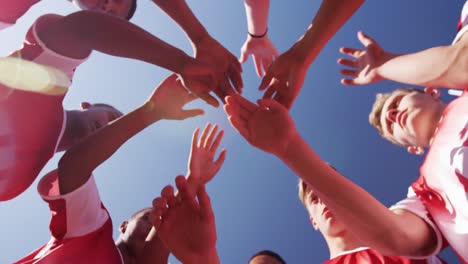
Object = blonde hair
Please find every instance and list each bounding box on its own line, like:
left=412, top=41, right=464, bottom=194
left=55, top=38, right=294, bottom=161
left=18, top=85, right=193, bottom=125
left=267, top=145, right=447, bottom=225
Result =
left=369, top=88, right=422, bottom=146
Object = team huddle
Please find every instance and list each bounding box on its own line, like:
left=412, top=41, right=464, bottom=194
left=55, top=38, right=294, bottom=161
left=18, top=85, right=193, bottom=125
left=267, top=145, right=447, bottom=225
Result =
left=0, top=0, right=467, bottom=263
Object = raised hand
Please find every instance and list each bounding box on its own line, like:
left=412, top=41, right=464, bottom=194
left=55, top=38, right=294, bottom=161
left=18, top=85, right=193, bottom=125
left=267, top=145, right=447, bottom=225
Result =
left=187, top=123, right=226, bottom=190
left=195, top=36, right=243, bottom=101
left=224, top=95, right=297, bottom=157
left=152, top=177, right=219, bottom=264
left=258, top=49, right=307, bottom=110
left=239, top=35, right=279, bottom=78
left=338, top=31, right=391, bottom=86
left=144, top=74, right=204, bottom=121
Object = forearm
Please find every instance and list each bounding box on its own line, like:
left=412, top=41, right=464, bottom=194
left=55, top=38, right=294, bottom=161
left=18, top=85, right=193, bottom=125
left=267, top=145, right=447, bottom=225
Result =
left=39, top=11, right=191, bottom=73
left=139, top=228, right=170, bottom=264
left=58, top=104, right=161, bottom=194
left=244, top=0, right=269, bottom=35
left=377, top=43, right=468, bottom=89
left=0, top=0, right=40, bottom=24
left=291, top=0, right=364, bottom=65
left=151, top=0, right=209, bottom=47
left=277, top=133, right=431, bottom=255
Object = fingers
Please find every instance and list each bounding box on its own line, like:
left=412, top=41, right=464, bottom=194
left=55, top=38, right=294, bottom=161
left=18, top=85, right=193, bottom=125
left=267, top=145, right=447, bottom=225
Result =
left=357, top=31, right=375, bottom=47
left=179, top=108, right=205, bottom=120
left=230, top=94, right=257, bottom=113
left=227, top=115, right=250, bottom=140
left=339, top=47, right=362, bottom=58
left=340, top=69, right=358, bottom=77
left=161, top=185, right=177, bottom=208
left=197, top=91, right=220, bottom=108
left=258, top=98, right=284, bottom=112
left=204, top=124, right=219, bottom=148
left=175, top=176, right=198, bottom=208
left=239, top=50, right=249, bottom=64
left=151, top=196, right=168, bottom=228
left=208, top=127, right=224, bottom=151
left=199, top=123, right=212, bottom=148
left=228, top=60, right=243, bottom=93
left=258, top=71, right=274, bottom=91
left=197, top=185, right=215, bottom=220
left=262, top=79, right=281, bottom=99
left=191, top=127, right=200, bottom=153
left=337, top=58, right=358, bottom=68
left=340, top=78, right=358, bottom=86
left=212, top=149, right=226, bottom=175
left=253, top=55, right=264, bottom=78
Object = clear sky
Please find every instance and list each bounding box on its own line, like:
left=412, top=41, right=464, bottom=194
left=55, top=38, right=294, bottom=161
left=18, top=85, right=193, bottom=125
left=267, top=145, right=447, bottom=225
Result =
left=0, top=0, right=464, bottom=263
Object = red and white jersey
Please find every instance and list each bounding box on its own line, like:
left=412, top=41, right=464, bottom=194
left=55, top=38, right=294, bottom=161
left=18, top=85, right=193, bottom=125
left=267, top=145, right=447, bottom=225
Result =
left=14, top=170, right=123, bottom=264
left=0, top=14, right=87, bottom=201
left=324, top=248, right=445, bottom=264
left=396, top=90, right=468, bottom=263
left=454, top=0, right=468, bottom=44
left=0, top=0, right=42, bottom=30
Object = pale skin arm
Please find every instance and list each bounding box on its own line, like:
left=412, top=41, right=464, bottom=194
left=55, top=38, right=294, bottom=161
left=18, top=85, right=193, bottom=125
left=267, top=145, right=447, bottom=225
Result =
left=0, top=0, right=40, bottom=24
left=37, top=12, right=221, bottom=107
left=240, top=0, right=279, bottom=78
left=224, top=95, right=438, bottom=257
left=58, top=75, right=204, bottom=194
left=259, top=0, right=364, bottom=109
left=138, top=228, right=170, bottom=264
left=339, top=31, right=468, bottom=89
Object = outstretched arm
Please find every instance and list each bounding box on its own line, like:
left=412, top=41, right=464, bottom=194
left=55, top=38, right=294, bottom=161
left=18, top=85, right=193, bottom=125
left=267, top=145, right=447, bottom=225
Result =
left=151, top=0, right=243, bottom=98
left=224, top=95, right=438, bottom=257
left=239, top=0, right=279, bottom=78
left=339, top=31, right=468, bottom=89
left=259, top=0, right=364, bottom=109
left=37, top=12, right=221, bottom=106
left=58, top=75, right=204, bottom=194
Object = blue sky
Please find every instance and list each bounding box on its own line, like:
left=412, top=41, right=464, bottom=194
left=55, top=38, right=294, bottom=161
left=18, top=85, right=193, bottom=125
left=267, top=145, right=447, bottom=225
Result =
left=0, top=1, right=464, bottom=263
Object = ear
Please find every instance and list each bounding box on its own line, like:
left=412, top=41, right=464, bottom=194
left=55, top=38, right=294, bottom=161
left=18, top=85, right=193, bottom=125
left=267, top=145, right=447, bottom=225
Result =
left=119, top=221, right=128, bottom=234
left=424, top=87, right=440, bottom=99
left=407, top=146, right=424, bottom=155
left=310, top=217, right=318, bottom=230
left=81, top=101, right=91, bottom=109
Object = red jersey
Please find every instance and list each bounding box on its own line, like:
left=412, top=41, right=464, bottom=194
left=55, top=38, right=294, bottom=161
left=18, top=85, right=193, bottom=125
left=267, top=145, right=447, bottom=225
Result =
left=0, top=14, right=87, bottom=201
left=0, top=0, right=41, bottom=30
left=325, top=248, right=445, bottom=264
left=14, top=170, right=123, bottom=264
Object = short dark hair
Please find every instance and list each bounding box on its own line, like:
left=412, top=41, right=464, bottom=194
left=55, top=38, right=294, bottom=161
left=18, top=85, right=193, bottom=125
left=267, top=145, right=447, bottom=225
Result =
left=126, top=0, right=137, bottom=20
left=249, top=250, right=286, bottom=264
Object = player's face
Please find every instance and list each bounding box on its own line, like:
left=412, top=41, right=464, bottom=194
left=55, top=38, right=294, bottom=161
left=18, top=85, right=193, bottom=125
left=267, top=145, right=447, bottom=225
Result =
left=249, top=255, right=283, bottom=264
left=303, top=184, right=346, bottom=237
left=380, top=89, right=445, bottom=147
left=123, top=209, right=153, bottom=253
left=81, top=102, right=123, bottom=136
left=72, top=0, right=134, bottom=18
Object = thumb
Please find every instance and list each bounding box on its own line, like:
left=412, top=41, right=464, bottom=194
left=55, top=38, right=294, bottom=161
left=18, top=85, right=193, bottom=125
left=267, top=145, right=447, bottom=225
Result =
left=357, top=31, right=375, bottom=47
left=180, top=109, right=205, bottom=120
left=257, top=98, right=284, bottom=111
left=197, top=185, right=214, bottom=220
left=239, top=50, right=249, bottom=64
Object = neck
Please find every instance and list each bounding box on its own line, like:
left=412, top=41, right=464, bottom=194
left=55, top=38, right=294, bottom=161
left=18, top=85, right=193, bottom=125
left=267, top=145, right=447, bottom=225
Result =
left=116, top=238, right=134, bottom=264
left=57, top=110, right=86, bottom=152
left=324, top=230, right=365, bottom=259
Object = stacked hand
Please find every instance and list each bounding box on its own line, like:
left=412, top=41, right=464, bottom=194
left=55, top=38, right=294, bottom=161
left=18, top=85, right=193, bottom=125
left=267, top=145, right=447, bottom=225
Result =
left=195, top=35, right=243, bottom=103
left=145, top=74, right=204, bottom=121
left=239, top=35, right=279, bottom=78
left=258, top=49, right=308, bottom=110
left=224, top=95, right=297, bottom=157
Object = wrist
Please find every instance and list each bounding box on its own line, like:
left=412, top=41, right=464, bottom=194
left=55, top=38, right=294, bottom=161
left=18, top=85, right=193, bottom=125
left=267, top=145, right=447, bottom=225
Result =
left=190, top=31, right=212, bottom=51
left=139, top=102, right=163, bottom=125
left=248, top=27, right=268, bottom=38
left=375, top=52, right=398, bottom=80
left=277, top=130, right=302, bottom=161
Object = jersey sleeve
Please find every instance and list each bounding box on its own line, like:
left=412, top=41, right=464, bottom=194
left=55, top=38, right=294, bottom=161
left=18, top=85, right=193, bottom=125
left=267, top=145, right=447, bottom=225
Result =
left=37, top=169, right=109, bottom=240
left=389, top=187, right=444, bottom=258
left=10, top=14, right=88, bottom=81
left=0, top=0, right=41, bottom=30
left=453, top=0, right=468, bottom=44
